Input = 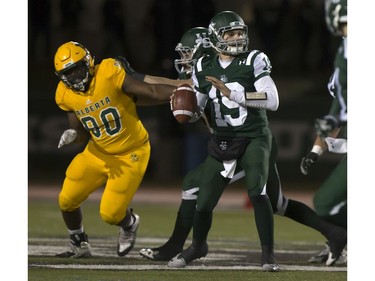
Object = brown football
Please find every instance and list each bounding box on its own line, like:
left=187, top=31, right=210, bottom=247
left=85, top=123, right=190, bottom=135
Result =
left=171, top=84, right=197, bottom=124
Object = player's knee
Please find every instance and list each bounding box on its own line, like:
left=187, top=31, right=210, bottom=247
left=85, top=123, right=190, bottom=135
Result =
left=313, top=197, right=329, bottom=217
left=249, top=194, right=268, bottom=204
left=100, top=210, right=124, bottom=225
left=247, top=186, right=265, bottom=198
left=195, top=201, right=215, bottom=213
left=249, top=194, right=273, bottom=211
left=58, top=193, right=80, bottom=211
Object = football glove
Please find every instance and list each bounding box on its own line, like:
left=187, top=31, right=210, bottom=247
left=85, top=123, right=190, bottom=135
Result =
left=58, top=129, right=77, bottom=148
left=116, top=56, right=136, bottom=75
left=314, top=115, right=339, bottom=138
left=300, top=152, right=319, bottom=175
left=115, top=56, right=145, bottom=81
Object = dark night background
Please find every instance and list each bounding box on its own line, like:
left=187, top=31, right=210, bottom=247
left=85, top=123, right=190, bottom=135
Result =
left=28, top=0, right=344, bottom=188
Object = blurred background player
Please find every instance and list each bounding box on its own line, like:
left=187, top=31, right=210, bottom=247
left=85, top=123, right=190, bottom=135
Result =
left=122, top=25, right=346, bottom=267
left=300, top=0, right=347, bottom=265
left=53, top=41, right=176, bottom=258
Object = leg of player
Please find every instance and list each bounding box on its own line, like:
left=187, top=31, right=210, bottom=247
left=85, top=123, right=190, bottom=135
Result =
left=249, top=194, right=279, bottom=272
left=139, top=198, right=196, bottom=260
left=242, top=137, right=280, bottom=272
left=283, top=199, right=347, bottom=265
left=168, top=157, right=228, bottom=268
left=168, top=209, right=210, bottom=268
left=267, top=136, right=347, bottom=266
left=56, top=207, right=92, bottom=258
left=117, top=208, right=140, bottom=256
left=266, top=171, right=347, bottom=265
left=312, top=157, right=347, bottom=265
left=313, top=158, right=347, bottom=229
left=140, top=165, right=203, bottom=261
left=140, top=164, right=249, bottom=261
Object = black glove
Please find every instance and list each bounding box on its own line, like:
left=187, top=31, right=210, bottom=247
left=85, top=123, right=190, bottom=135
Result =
left=115, top=56, right=145, bottom=81
left=300, top=152, right=319, bottom=175
left=314, top=115, right=339, bottom=138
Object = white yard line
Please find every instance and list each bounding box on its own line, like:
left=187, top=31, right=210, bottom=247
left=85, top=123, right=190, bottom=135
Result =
left=30, top=263, right=346, bottom=272
left=28, top=237, right=346, bottom=272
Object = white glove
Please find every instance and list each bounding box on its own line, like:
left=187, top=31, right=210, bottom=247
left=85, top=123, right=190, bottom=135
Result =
left=58, top=129, right=77, bottom=148
left=325, top=137, right=347, bottom=154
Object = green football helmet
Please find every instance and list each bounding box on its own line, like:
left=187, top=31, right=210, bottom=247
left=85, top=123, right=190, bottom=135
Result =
left=208, top=11, right=248, bottom=56
left=325, top=0, right=347, bottom=36
left=174, top=27, right=213, bottom=76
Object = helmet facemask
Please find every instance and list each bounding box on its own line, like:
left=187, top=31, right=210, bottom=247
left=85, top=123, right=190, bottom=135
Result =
left=174, top=28, right=212, bottom=76
left=210, top=26, right=248, bottom=56
left=208, top=11, right=249, bottom=56
left=54, top=41, right=94, bottom=93
left=57, top=58, right=92, bottom=92
left=174, top=45, right=196, bottom=75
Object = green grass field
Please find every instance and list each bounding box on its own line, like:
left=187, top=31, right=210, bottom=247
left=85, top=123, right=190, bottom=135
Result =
left=28, top=197, right=347, bottom=281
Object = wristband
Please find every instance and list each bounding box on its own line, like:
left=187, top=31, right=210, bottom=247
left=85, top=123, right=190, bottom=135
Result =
left=246, top=91, right=267, bottom=100
left=311, top=145, right=323, bottom=156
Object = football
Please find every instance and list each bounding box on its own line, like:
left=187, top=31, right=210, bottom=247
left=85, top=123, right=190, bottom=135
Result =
left=171, top=84, right=197, bottom=124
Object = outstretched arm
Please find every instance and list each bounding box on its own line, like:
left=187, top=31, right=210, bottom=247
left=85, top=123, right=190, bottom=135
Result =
left=144, top=75, right=191, bottom=87
left=121, top=73, right=177, bottom=105
left=116, top=56, right=191, bottom=86
left=116, top=56, right=180, bottom=106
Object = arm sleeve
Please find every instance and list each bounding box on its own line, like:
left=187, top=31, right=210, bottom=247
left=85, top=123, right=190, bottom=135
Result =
left=229, top=76, right=279, bottom=111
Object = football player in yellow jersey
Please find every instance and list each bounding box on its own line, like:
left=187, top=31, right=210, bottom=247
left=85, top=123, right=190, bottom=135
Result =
left=54, top=41, right=176, bottom=258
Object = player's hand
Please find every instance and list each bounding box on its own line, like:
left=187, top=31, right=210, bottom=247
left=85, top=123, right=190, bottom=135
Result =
left=58, top=129, right=77, bottom=148
left=315, top=115, right=338, bottom=138
left=300, top=152, right=319, bottom=175
left=116, top=56, right=145, bottom=81
left=116, top=56, right=136, bottom=75
left=205, top=76, right=231, bottom=97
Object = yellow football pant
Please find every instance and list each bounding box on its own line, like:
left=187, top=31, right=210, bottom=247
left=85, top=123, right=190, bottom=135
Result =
left=59, top=140, right=150, bottom=225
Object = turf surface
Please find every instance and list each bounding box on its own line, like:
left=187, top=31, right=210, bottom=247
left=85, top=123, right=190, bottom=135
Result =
left=28, top=196, right=347, bottom=281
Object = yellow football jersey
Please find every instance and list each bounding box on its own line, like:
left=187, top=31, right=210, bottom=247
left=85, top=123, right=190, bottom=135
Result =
left=55, top=58, right=148, bottom=154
